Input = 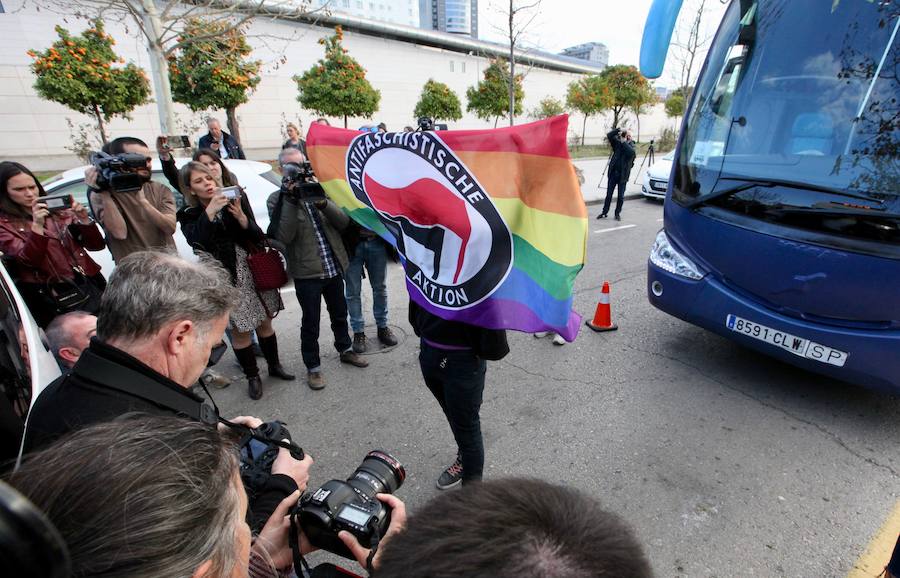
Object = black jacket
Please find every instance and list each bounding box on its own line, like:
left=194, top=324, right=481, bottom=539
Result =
left=199, top=131, right=246, bottom=160
left=607, top=128, right=637, bottom=182
left=21, top=339, right=297, bottom=530
left=23, top=339, right=213, bottom=453
left=177, top=191, right=264, bottom=281
left=409, top=300, right=509, bottom=361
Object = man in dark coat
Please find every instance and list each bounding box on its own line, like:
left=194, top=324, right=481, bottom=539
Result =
left=599, top=127, right=637, bottom=221
left=198, top=117, right=246, bottom=160
left=20, top=251, right=310, bottom=531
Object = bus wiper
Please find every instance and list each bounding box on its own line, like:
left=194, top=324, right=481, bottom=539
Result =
left=765, top=205, right=900, bottom=219
left=684, top=177, right=885, bottom=210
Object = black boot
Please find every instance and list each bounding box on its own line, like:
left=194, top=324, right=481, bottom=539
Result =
left=234, top=345, right=263, bottom=400
left=258, top=333, right=295, bottom=381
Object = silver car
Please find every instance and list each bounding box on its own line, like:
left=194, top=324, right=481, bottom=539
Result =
left=641, top=150, right=675, bottom=200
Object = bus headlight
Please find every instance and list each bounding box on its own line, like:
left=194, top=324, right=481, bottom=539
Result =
left=649, top=230, right=704, bottom=280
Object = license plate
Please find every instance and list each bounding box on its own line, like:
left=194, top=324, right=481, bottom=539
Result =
left=725, top=315, right=848, bottom=367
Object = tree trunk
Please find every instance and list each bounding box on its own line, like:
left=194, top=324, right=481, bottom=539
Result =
left=581, top=114, right=588, bottom=146
left=226, top=107, right=241, bottom=145
left=140, top=0, right=177, bottom=135
left=508, top=0, right=515, bottom=127
left=344, top=115, right=348, bottom=129
left=92, top=104, right=109, bottom=144
left=635, top=112, right=641, bottom=143
left=494, top=116, right=499, bottom=129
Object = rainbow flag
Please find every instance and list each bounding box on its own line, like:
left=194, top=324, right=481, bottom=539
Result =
left=306, top=115, right=587, bottom=341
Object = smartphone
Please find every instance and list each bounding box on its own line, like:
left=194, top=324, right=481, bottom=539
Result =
left=36, top=193, right=73, bottom=212
left=220, top=186, right=240, bottom=200
left=165, top=135, right=191, bottom=149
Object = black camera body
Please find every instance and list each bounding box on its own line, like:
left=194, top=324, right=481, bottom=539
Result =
left=90, top=152, right=148, bottom=193
left=417, top=116, right=435, bottom=131
left=36, top=194, right=73, bottom=212
left=239, top=421, right=294, bottom=499
left=297, top=450, right=405, bottom=560
left=282, top=162, right=326, bottom=203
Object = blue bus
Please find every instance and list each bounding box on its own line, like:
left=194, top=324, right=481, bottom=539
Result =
left=641, top=0, right=899, bottom=393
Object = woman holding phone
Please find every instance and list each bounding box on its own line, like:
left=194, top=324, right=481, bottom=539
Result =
left=0, top=161, right=106, bottom=327
left=177, top=162, right=294, bottom=400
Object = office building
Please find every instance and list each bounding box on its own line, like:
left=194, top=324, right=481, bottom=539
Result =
left=560, top=42, right=609, bottom=69
left=419, top=0, right=478, bottom=37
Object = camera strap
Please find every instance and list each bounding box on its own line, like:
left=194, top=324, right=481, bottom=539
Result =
left=74, top=350, right=219, bottom=426
left=289, top=510, right=313, bottom=577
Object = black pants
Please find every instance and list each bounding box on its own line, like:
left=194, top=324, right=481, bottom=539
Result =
left=419, top=341, right=487, bottom=483
left=602, top=175, right=627, bottom=217
left=294, top=276, right=352, bottom=371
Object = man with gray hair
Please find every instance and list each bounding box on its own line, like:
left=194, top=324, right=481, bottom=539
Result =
left=198, top=117, right=245, bottom=160
left=21, top=251, right=313, bottom=531
left=22, top=251, right=240, bottom=451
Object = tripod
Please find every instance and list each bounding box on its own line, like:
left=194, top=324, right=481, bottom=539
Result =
left=633, top=140, right=655, bottom=184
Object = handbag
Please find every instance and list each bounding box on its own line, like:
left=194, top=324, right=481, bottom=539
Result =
left=246, top=240, right=288, bottom=292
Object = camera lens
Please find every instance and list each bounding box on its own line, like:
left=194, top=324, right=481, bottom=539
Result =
left=348, top=450, right=406, bottom=498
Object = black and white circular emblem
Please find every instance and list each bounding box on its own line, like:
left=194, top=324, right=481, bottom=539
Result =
left=345, top=131, right=513, bottom=310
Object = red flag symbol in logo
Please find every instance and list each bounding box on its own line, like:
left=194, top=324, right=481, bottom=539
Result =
left=363, top=174, right=471, bottom=284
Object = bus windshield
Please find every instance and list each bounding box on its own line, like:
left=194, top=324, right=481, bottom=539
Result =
left=676, top=0, right=899, bottom=245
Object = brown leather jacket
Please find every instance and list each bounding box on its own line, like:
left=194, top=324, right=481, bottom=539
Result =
left=0, top=211, right=105, bottom=283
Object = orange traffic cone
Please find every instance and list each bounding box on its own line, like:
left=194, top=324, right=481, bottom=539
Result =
left=586, top=281, right=618, bottom=332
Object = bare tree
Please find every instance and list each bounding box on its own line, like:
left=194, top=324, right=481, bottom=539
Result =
left=669, top=0, right=714, bottom=95
left=24, top=0, right=321, bottom=135
left=490, top=0, right=541, bottom=126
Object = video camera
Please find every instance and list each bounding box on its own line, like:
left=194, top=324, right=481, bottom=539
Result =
left=281, top=162, right=326, bottom=203
left=89, top=151, right=149, bottom=193
left=293, top=450, right=406, bottom=560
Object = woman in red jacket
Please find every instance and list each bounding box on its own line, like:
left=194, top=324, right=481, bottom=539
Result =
left=0, top=162, right=106, bottom=327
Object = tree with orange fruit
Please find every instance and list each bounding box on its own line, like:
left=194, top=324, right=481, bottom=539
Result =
left=169, top=18, right=261, bottom=146
left=28, top=19, right=150, bottom=144
left=294, top=27, right=380, bottom=129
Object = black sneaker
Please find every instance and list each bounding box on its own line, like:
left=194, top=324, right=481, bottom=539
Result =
left=352, top=332, right=368, bottom=354
left=378, top=326, right=398, bottom=347
left=436, top=456, right=463, bottom=490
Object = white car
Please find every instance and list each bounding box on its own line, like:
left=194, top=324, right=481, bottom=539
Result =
left=43, top=159, right=282, bottom=278
left=641, top=150, right=675, bottom=200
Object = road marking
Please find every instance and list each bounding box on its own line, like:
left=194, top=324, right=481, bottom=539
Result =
left=594, top=224, right=637, bottom=234
left=847, top=499, right=900, bottom=577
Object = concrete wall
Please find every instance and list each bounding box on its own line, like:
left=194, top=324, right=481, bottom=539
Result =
left=0, top=2, right=678, bottom=171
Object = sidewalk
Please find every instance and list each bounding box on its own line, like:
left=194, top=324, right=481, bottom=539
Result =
left=572, top=157, right=650, bottom=206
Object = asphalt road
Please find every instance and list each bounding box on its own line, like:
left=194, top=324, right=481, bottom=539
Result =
left=211, top=193, right=900, bottom=577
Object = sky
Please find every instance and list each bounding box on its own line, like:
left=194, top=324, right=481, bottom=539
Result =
left=477, top=0, right=729, bottom=88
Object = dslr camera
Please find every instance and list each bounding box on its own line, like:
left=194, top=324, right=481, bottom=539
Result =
left=238, top=420, right=301, bottom=501
left=89, top=151, right=149, bottom=193
left=281, top=162, right=326, bottom=203
left=295, top=450, right=406, bottom=559
left=417, top=116, right=435, bottom=131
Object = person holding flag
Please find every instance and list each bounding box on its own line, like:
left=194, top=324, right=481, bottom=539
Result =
left=306, top=115, right=587, bottom=485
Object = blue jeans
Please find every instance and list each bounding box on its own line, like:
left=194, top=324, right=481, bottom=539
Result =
left=344, top=238, right=389, bottom=334
left=419, top=341, right=487, bottom=483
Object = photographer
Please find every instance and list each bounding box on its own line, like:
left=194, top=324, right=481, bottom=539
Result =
left=267, top=150, right=367, bottom=391
left=0, top=162, right=106, bottom=327
left=87, top=136, right=177, bottom=263
left=177, top=162, right=294, bottom=401
left=21, top=251, right=309, bottom=530
left=9, top=415, right=310, bottom=578
left=598, top=127, right=636, bottom=221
